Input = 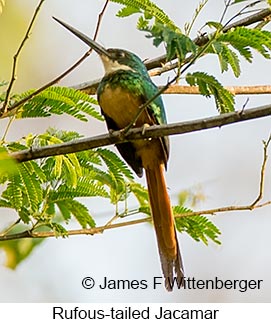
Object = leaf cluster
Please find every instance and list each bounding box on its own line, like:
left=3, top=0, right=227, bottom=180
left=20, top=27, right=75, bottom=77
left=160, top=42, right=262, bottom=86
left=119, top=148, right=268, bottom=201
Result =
left=0, top=129, right=145, bottom=231
left=15, top=86, right=103, bottom=121
left=112, top=0, right=178, bottom=30
left=139, top=20, right=197, bottom=63
left=174, top=206, right=221, bottom=245
left=0, top=127, right=151, bottom=267
left=210, top=26, right=271, bottom=77
left=112, top=0, right=271, bottom=113
left=186, top=72, right=235, bottom=113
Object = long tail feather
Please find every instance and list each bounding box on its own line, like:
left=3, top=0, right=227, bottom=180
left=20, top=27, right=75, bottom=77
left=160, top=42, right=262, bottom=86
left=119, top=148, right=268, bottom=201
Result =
left=145, top=163, right=184, bottom=291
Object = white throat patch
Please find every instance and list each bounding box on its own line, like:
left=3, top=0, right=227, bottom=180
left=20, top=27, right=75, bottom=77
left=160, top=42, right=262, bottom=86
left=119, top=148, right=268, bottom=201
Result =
left=101, top=55, right=134, bottom=75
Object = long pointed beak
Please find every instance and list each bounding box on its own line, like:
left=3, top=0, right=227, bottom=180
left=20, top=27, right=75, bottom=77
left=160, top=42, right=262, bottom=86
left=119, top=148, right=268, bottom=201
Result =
left=53, top=17, right=111, bottom=59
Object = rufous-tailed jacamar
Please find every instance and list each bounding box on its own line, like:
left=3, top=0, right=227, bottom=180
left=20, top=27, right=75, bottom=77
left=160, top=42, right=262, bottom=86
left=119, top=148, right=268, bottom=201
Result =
left=53, top=17, right=184, bottom=291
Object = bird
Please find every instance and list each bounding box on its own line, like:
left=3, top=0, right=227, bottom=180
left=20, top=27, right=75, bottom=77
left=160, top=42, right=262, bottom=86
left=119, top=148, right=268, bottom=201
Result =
left=53, top=17, right=184, bottom=291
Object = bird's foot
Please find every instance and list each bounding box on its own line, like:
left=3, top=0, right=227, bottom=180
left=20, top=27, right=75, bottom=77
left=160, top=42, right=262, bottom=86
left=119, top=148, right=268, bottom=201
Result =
left=117, top=128, right=128, bottom=141
left=141, top=123, right=150, bottom=136
left=108, top=128, right=126, bottom=142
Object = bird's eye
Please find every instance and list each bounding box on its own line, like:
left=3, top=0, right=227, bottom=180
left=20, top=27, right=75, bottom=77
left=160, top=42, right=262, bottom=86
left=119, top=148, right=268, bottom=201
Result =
left=117, top=51, right=126, bottom=58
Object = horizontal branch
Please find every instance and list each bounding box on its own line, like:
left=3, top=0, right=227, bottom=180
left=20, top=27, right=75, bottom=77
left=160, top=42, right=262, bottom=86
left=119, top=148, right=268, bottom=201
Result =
left=0, top=200, right=270, bottom=242
left=0, top=218, right=150, bottom=241
left=164, top=84, right=271, bottom=95
left=11, top=103, right=271, bottom=163
left=75, top=83, right=271, bottom=96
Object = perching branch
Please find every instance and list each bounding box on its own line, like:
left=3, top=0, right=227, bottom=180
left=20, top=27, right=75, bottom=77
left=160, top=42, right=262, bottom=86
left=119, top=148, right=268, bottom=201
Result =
left=1, top=133, right=270, bottom=242
left=11, top=103, right=271, bottom=163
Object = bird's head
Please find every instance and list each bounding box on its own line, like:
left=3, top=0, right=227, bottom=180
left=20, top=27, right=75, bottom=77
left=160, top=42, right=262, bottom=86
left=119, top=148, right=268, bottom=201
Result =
left=53, top=17, right=148, bottom=76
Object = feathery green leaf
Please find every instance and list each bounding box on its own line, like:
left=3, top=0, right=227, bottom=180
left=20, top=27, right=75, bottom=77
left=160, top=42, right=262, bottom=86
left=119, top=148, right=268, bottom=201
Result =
left=47, top=222, right=69, bottom=237
left=174, top=206, right=221, bottom=245
left=1, top=175, right=23, bottom=212
left=17, top=86, right=103, bottom=121
left=217, top=27, right=271, bottom=62
left=112, top=0, right=178, bottom=30
left=129, top=182, right=149, bottom=207
left=49, top=179, right=108, bottom=202
left=0, top=146, right=18, bottom=178
left=97, top=148, right=134, bottom=180
left=62, top=200, right=96, bottom=228
left=186, top=72, right=235, bottom=113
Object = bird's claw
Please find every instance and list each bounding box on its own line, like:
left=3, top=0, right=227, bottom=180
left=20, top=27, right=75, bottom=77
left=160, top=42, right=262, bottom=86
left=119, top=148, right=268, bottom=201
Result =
left=118, top=128, right=127, bottom=140
left=141, top=123, right=150, bottom=136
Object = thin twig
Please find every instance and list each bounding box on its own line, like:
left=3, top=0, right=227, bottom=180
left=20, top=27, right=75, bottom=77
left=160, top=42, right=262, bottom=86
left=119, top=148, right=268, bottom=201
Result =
left=148, top=3, right=270, bottom=80
left=221, top=1, right=263, bottom=31
left=0, top=217, right=151, bottom=241
left=1, top=115, right=15, bottom=141
left=219, top=0, right=231, bottom=25
left=0, top=0, right=110, bottom=119
left=184, top=0, right=209, bottom=36
left=175, top=201, right=271, bottom=219
left=250, top=133, right=271, bottom=207
left=92, top=0, right=110, bottom=41
left=0, top=218, right=21, bottom=237
left=104, top=213, right=120, bottom=229
left=0, top=54, right=92, bottom=119
left=1, top=0, right=46, bottom=115
left=0, top=201, right=270, bottom=242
